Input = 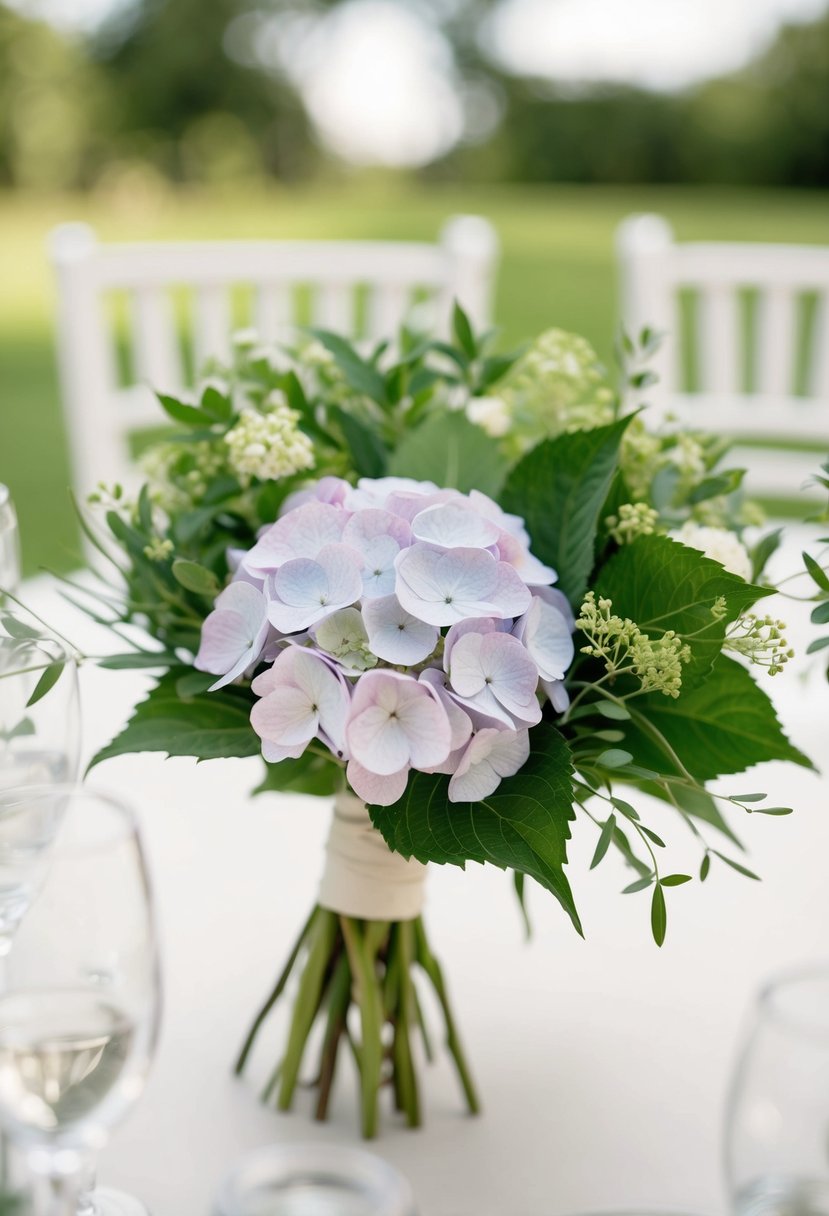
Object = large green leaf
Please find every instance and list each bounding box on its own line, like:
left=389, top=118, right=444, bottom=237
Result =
left=595, top=534, right=774, bottom=688
left=624, top=655, right=813, bottom=781
left=89, top=669, right=259, bottom=769
left=309, top=329, right=387, bottom=405
left=500, top=416, right=632, bottom=606
left=368, top=723, right=581, bottom=934
left=387, top=411, right=509, bottom=498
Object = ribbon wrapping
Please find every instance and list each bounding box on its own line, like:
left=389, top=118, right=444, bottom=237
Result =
left=317, top=792, right=427, bottom=920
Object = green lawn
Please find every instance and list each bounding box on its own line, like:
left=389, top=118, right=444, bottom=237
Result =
left=2, top=180, right=828, bottom=575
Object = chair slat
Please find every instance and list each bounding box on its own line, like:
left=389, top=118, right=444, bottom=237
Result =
left=255, top=284, right=292, bottom=342
left=367, top=283, right=411, bottom=343
left=757, top=286, right=796, bottom=398
left=313, top=284, right=355, bottom=333
left=194, top=286, right=231, bottom=368
left=132, top=287, right=182, bottom=391
left=698, top=285, right=740, bottom=394
left=809, top=293, right=829, bottom=400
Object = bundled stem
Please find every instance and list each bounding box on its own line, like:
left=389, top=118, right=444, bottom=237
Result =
left=234, top=905, right=479, bottom=1138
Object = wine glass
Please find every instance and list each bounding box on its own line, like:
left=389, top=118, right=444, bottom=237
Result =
left=0, top=786, right=162, bottom=1216
left=0, top=633, right=80, bottom=796
left=213, top=1143, right=418, bottom=1216
left=0, top=488, right=21, bottom=601
left=725, top=965, right=829, bottom=1216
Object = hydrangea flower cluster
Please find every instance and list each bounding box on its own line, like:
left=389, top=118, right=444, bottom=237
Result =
left=194, top=477, right=575, bottom=806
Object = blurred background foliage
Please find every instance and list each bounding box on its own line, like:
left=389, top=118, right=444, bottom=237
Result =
left=1, top=0, right=828, bottom=191
left=1, top=0, right=828, bottom=575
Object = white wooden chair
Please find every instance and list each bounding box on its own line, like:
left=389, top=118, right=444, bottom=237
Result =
left=49, top=217, right=499, bottom=500
left=617, top=213, right=829, bottom=502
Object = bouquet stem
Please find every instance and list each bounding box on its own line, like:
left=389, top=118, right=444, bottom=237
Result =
left=235, top=905, right=480, bottom=1138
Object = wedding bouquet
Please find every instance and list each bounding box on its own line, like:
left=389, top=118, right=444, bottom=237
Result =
left=76, top=310, right=810, bottom=1136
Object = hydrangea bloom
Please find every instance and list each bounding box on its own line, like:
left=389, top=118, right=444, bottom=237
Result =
left=197, top=476, right=575, bottom=804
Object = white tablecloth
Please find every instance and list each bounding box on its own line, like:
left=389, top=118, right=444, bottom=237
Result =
left=17, top=558, right=829, bottom=1216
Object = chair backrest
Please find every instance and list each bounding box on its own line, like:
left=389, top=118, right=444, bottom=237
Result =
left=617, top=213, right=829, bottom=501
left=49, top=217, right=499, bottom=500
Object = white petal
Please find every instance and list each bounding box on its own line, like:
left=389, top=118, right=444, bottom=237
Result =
left=418, top=669, right=473, bottom=751
left=348, top=704, right=412, bottom=775
left=362, top=596, right=438, bottom=665
left=272, top=559, right=328, bottom=608
left=448, top=728, right=530, bottom=802
left=515, top=597, right=575, bottom=682
left=315, top=544, right=364, bottom=606
left=411, top=502, right=500, bottom=550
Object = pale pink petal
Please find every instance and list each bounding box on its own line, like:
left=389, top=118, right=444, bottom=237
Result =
left=250, top=685, right=318, bottom=747
left=244, top=502, right=348, bottom=573
left=343, top=508, right=411, bottom=552
left=362, top=596, right=439, bottom=665
left=290, top=649, right=351, bottom=755
left=442, top=617, right=501, bottom=669
left=468, top=490, right=530, bottom=543
left=348, top=704, right=412, bottom=775
left=418, top=669, right=473, bottom=751
left=488, top=562, right=533, bottom=618
left=281, top=477, right=351, bottom=513
left=394, top=684, right=453, bottom=769
left=195, top=582, right=270, bottom=690
left=314, top=544, right=364, bottom=605
left=448, top=728, right=530, bottom=803
left=347, top=760, right=410, bottom=805
left=346, top=670, right=451, bottom=774
left=495, top=530, right=557, bottom=586
left=262, top=739, right=306, bottom=762
left=251, top=645, right=299, bottom=696
left=411, top=502, right=500, bottom=550
left=272, top=559, right=328, bottom=608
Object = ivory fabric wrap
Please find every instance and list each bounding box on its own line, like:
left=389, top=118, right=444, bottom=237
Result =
left=317, top=792, right=427, bottom=920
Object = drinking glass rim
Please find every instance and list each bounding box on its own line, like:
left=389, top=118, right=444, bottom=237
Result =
left=0, top=783, right=141, bottom=854
left=757, top=961, right=829, bottom=1041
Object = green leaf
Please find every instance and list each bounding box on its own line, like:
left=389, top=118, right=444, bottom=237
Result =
left=595, top=534, right=774, bottom=688
left=623, top=875, right=653, bottom=894
left=89, top=669, right=259, bottom=769
left=711, top=850, right=760, bottom=881
left=200, top=385, right=233, bottom=424
left=156, top=392, right=214, bottom=429
left=98, top=652, right=180, bottom=670
left=689, top=469, right=745, bottom=504
left=750, top=527, right=784, bottom=581
left=806, top=636, right=829, bottom=654
left=309, top=330, right=387, bottom=405
left=1, top=615, right=41, bottom=640
left=803, top=552, right=829, bottom=592
left=512, top=870, right=532, bottom=939
left=611, top=797, right=640, bottom=821
left=328, top=406, right=388, bottom=479
left=597, top=700, right=630, bottom=721
left=700, top=854, right=711, bottom=882
left=171, top=559, right=220, bottom=597
left=751, top=806, right=793, bottom=816
left=660, top=874, right=692, bottom=887
left=500, top=415, right=633, bottom=605
left=624, top=655, right=812, bottom=781
left=25, top=661, right=65, bottom=707
left=590, top=813, right=617, bottom=870
left=651, top=883, right=667, bottom=946
left=811, top=601, right=829, bottom=625
left=640, top=825, right=666, bottom=848
left=596, top=748, right=633, bottom=769
left=387, top=411, right=509, bottom=498
left=452, top=301, right=477, bottom=361
left=368, top=723, right=581, bottom=934
left=477, top=352, right=521, bottom=391
left=253, top=751, right=343, bottom=798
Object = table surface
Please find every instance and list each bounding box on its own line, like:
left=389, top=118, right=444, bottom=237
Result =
left=16, top=544, right=829, bottom=1216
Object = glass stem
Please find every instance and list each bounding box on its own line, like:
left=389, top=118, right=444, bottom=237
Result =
left=30, top=1169, right=84, bottom=1216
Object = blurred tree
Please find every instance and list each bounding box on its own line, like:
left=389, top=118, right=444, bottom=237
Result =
left=0, top=4, right=110, bottom=189
left=90, top=0, right=317, bottom=181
